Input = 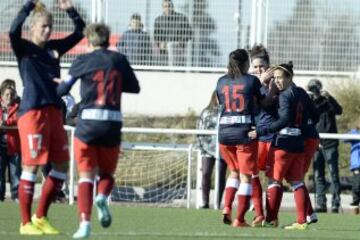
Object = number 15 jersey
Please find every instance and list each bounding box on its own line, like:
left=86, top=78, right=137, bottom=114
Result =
left=216, top=74, right=264, bottom=145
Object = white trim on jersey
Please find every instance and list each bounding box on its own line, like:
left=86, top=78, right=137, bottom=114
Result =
left=81, top=109, right=122, bottom=122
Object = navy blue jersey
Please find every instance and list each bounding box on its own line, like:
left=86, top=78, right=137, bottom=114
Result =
left=298, top=87, right=320, bottom=139
left=216, top=74, right=264, bottom=145
left=256, top=84, right=310, bottom=153
left=257, top=86, right=278, bottom=142
left=57, top=48, right=140, bottom=147
left=9, top=1, right=85, bottom=117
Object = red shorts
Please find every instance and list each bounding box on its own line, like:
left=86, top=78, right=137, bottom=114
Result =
left=18, top=106, right=69, bottom=166
left=266, top=147, right=304, bottom=182
left=257, top=141, right=272, bottom=172
left=303, top=138, right=319, bottom=174
left=74, top=137, right=120, bottom=173
left=219, top=141, right=257, bottom=175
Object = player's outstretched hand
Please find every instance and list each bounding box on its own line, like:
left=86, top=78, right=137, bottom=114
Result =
left=58, top=0, right=73, bottom=10
left=260, top=68, right=275, bottom=86
left=248, top=130, right=257, bottom=140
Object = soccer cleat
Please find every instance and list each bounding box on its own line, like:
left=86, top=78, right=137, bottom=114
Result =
left=283, top=222, right=308, bottom=230
left=262, top=219, right=279, bottom=228
left=306, top=213, right=318, bottom=224
left=251, top=216, right=265, bottom=227
left=31, top=214, right=60, bottom=235
left=95, top=195, right=112, bottom=228
left=73, top=221, right=91, bottom=239
left=232, top=219, right=250, bottom=228
left=19, top=222, right=43, bottom=235
left=222, top=207, right=232, bottom=225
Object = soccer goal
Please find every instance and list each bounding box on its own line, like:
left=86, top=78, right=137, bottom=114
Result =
left=110, top=142, right=196, bottom=208
left=66, top=127, right=217, bottom=208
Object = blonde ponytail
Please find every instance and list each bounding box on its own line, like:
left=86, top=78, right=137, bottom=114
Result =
left=30, top=2, right=53, bottom=27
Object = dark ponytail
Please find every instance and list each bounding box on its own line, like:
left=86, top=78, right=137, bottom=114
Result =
left=227, top=49, right=249, bottom=79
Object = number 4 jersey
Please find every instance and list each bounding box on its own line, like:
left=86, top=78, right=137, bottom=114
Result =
left=216, top=74, right=264, bottom=145
left=57, top=48, right=140, bottom=147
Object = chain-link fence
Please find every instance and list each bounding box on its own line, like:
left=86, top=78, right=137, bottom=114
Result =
left=265, top=0, right=360, bottom=73
left=1, top=0, right=359, bottom=73
left=0, top=0, right=92, bottom=64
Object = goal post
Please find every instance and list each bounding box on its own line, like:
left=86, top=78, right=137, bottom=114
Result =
left=65, top=126, right=212, bottom=208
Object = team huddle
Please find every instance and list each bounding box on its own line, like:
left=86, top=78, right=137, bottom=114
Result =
left=10, top=0, right=139, bottom=238
left=217, top=46, right=320, bottom=229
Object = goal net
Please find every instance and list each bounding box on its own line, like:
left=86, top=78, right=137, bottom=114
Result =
left=67, top=139, right=198, bottom=208
left=110, top=143, right=195, bottom=207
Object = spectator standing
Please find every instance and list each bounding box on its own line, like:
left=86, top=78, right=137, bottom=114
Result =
left=344, top=122, right=360, bottom=214
left=117, top=13, right=152, bottom=65
left=307, top=79, right=343, bottom=213
left=196, top=91, right=227, bottom=209
left=0, top=84, right=21, bottom=202
left=191, top=0, right=220, bottom=67
left=153, top=0, right=192, bottom=66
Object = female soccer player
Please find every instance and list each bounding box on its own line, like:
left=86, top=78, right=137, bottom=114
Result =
left=217, top=49, right=275, bottom=227
left=249, top=44, right=278, bottom=226
left=56, top=23, right=140, bottom=238
left=9, top=0, right=85, bottom=235
left=249, top=62, right=316, bottom=230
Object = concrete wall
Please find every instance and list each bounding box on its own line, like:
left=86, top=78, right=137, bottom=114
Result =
left=1, top=65, right=352, bottom=116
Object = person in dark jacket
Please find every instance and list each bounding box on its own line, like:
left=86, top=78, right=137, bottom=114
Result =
left=153, top=0, right=192, bottom=66
left=117, top=13, right=152, bottom=65
left=307, top=79, right=343, bottom=213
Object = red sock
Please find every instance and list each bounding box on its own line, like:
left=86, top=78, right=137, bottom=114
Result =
left=18, top=179, right=35, bottom=225
left=265, top=184, right=283, bottom=222
left=251, top=176, right=264, bottom=217
left=303, top=186, right=314, bottom=216
left=236, top=194, right=251, bottom=222
left=78, top=181, right=94, bottom=221
left=223, top=178, right=239, bottom=211
left=97, top=174, right=114, bottom=196
left=224, top=187, right=238, bottom=211
left=294, top=185, right=307, bottom=224
left=36, top=176, right=64, bottom=218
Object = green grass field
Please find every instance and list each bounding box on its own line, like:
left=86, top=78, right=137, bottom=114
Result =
left=0, top=202, right=359, bottom=240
